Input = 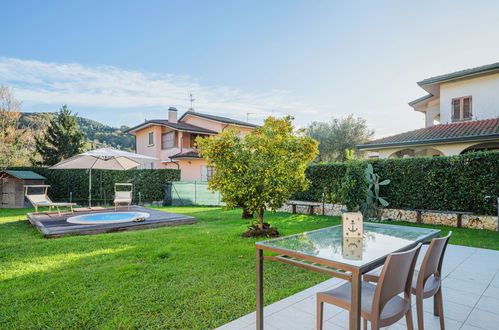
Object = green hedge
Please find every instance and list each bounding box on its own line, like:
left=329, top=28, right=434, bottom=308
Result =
left=295, top=152, right=499, bottom=215
left=8, top=167, right=180, bottom=205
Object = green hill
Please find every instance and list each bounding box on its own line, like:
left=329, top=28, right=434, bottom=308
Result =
left=20, top=112, right=135, bottom=151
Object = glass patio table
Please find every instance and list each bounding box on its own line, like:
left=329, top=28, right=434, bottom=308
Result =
left=255, top=222, right=440, bottom=330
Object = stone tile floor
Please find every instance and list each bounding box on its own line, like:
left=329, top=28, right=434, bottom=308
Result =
left=217, top=244, right=499, bottom=329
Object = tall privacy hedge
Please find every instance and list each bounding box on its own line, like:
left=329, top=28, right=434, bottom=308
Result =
left=8, top=167, right=180, bottom=205
left=295, top=152, right=499, bottom=215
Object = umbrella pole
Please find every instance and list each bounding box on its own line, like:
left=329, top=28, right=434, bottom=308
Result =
left=89, top=168, right=92, bottom=208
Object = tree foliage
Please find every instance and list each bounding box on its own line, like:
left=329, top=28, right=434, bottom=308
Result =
left=339, top=161, right=367, bottom=211
left=20, top=112, right=135, bottom=151
left=35, top=105, right=86, bottom=165
left=306, top=114, right=374, bottom=162
left=0, top=85, right=32, bottom=173
left=197, top=116, right=319, bottom=228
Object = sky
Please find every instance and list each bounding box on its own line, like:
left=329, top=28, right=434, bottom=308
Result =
left=1, top=0, right=499, bottom=137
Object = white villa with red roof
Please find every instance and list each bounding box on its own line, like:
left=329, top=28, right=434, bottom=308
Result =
left=126, top=108, right=256, bottom=181
left=358, top=62, right=499, bottom=158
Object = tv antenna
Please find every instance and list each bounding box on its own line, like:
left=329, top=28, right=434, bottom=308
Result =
left=188, top=92, right=195, bottom=111
left=246, top=112, right=255, bottom=122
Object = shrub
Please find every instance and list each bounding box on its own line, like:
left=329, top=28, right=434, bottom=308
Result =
left=294, top=151, right=499, bottom=215
left=339, top=161, right=367, bottom=211
left=8, top=166, right=180, bottom=204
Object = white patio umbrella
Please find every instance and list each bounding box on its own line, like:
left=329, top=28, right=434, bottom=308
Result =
left=50, top=148, right=159, bottom=207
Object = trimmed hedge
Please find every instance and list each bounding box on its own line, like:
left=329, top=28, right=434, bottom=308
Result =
left=295, top=152, right=499, bottom=215
left=8, top=166, right=180, bottom=205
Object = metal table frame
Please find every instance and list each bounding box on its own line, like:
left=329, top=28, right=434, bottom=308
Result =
left=255, top=224, right=440, bottom=330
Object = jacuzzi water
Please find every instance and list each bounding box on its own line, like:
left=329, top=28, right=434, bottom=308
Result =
left=67, top=212, right=150, bottom=225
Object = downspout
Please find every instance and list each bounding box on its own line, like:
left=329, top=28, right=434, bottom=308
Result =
left=164, top=158, right=180, bottom=170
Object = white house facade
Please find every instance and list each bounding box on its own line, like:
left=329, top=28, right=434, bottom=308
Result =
left=359, top=62, right=499, bottom=158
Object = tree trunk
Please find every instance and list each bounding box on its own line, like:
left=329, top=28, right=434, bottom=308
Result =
left=241, top=208, right=254, bottom=219
left=257, top=208, right=265, bottom=229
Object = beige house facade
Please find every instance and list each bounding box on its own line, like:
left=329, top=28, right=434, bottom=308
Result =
left=359, top=62, right=499, bottom=158
left=127, top=108, right=256, bottom=181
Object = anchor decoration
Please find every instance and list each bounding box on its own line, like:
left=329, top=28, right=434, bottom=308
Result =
left=342, top=212, right=364, bottom=260
left=342, top=212, right=363, bottom=237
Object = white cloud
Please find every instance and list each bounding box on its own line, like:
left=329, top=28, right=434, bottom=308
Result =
left=0, top=57, right=314, bottom=126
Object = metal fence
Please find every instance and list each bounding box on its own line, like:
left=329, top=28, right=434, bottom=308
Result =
left=165, top=181, right=224, bottom=206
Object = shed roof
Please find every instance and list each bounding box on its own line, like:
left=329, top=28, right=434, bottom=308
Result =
left=3, top=170, right=46, bottom=180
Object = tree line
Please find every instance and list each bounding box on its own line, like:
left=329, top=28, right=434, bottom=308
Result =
left=1, top=83, right=374, bottom=172
left=0, top=85, right=135, bottom=170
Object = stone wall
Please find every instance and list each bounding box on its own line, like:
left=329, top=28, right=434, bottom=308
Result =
left=277, top=201, right=498, bottom=231
left=277, top=202, right=346, bottom=216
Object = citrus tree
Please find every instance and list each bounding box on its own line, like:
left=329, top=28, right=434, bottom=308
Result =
left=197, top=116, right=318, bottom=229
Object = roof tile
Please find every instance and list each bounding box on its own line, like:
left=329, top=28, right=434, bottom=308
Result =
left=359, top=118, right=499, bottom=148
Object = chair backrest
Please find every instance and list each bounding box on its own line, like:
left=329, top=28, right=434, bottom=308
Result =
left=418, top=232, right=452, bottom=285
left=115, top=191, right=132, bottom=200
left=24, top=185, right=52, bottom=204
left=373, top=243, right=422, bottom=315
left=114, top=183, right=133, bottom=200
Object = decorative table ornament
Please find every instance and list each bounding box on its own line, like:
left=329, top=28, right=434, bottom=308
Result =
left=342, top=212, right=363, bottom=238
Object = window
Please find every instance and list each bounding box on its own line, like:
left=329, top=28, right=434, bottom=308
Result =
left=451, top=96, right=472, bottom=122
left=148, top=132, right=154, bottom=146
left=162, top=131, right=175, bottom=149
left=201, top=165, right=215, bottom=181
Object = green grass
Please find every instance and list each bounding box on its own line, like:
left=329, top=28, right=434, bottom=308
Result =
left=0, top=207, right=497, bottom=328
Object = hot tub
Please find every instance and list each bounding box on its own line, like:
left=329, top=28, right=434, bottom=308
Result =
left=67, top=212, right=150, bottom=225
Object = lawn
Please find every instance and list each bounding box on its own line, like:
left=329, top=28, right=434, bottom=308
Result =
left=0, top=207, right=498, bottom=328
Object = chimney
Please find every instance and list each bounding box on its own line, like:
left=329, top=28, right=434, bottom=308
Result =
left=168, top=107, right=178, bottom=123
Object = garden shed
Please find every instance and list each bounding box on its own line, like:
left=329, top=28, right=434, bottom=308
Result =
left=0, top=170, right=46, bottom=208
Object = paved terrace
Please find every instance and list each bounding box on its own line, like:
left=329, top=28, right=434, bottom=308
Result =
left=218, top=244, right=499, bottom=330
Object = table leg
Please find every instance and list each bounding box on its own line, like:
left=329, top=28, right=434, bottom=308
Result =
left=256, top=248, right=264, bottom=330
left=350, top=270, right=361, bottom=330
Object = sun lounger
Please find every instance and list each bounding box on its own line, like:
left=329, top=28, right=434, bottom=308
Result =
left=114, top=183, right=133, bottom=211
left=24, top=185, right=76, bottom=215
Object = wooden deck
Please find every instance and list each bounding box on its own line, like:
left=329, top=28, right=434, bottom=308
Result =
left=27, top=206, right=197, bottom=238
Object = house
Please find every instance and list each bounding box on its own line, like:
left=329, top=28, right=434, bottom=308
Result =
left=126, top=108, right=257, bottom=181
left=358, top=62, right=499, bottom=158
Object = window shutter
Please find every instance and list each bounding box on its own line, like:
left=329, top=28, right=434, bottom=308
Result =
left=452, top=99, right=461, bottom=121
left=462, top=97, right=471, bottom=119
left=161, top=131, right=175, bottom=149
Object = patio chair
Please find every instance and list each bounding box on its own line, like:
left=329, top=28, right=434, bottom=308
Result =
left=114, top=183, right=133, bottom=211
left=364, top=232, right=452, bottom=330
left=24, top=185, right=76, bottom=216
left=317, top=243, right=422, bottom=330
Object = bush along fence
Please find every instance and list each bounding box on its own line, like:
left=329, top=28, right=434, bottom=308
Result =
left=8, top=166, right=180, bottom=206
left=291, top=151, right=499, bottom=230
